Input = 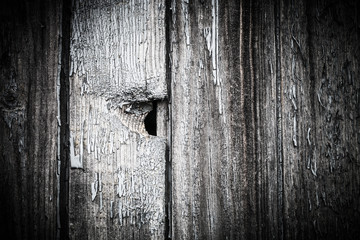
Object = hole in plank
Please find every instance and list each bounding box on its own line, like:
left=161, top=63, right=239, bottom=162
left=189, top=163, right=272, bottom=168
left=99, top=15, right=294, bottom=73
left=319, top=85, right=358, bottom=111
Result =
left=144, top=101, right=157, bottom=136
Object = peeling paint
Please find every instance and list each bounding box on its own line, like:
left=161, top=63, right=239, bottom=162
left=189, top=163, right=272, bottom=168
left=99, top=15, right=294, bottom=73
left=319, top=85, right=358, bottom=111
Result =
left=70, top=133, right=83, bottom=169
left=307, top=128, right=311, bottom=146
left=70, top=0, right=167, bottom=104
left=91, top=173, right=99, bottom=201
left=70, top=20, right=166, bottom=233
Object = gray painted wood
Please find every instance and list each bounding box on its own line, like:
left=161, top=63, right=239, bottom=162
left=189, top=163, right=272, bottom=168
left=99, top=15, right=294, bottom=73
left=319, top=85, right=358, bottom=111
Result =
left=68, top=0, right=167, bottom=239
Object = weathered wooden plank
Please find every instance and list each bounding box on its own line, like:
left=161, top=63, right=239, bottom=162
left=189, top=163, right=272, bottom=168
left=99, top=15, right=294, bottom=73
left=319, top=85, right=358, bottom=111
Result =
left=303, top=0, right=359, bottom=238
left=1, top=1, right=359, bottom=239
left=170, top=0, right=359, bottom=239
left=279, top=1, right=312, bottom=238
left=0, top=0, right=62, bottom=239
left=170, top=0, right=259, bottom=238
left=68, top=0, right=167, bottom=239
left=277, top=0, right=360, bottom=239
left=169, top=1, right=284, bottom=239
left=254, top=1, right=280, bottom=239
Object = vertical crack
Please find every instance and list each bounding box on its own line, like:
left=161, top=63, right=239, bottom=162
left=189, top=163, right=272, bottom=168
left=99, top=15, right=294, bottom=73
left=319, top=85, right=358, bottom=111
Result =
left=58, top=0, right=71, bottom=239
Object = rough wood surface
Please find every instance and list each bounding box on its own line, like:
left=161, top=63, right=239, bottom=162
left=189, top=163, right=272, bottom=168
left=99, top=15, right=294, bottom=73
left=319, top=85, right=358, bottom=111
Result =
left=1, top=0, right=359, bottom=239
left=69, top=0, right=167, bottom=105
left=170, top=0, right=359, bottom=239
left=68, top=0, right=167, bottom=239
left=0, top=0, right=62, bottom=239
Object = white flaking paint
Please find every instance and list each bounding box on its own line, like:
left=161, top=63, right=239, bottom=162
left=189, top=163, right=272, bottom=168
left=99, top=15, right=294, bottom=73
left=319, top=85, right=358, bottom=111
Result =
left=70, top=133, right=83, bottom=169
left=211, top=0, right=219, bottom=85
left=91, top=173, right=99, bottom=202
left=70, top=0, right=166, bottom=104
left=69, top=1, right=167, bottom=238
left=307, top=128, right=311, bottom=146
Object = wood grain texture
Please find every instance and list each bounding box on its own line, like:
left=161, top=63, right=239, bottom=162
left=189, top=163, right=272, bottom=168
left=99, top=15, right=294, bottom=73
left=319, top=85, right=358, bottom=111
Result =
left=1, top=0, right=359, bottom=239
left=0, top=0, right=62, bottom=239
left=70, top=0, right=167, bottom=105
left=278, top=0, right=360, bottom=239
left=68, top=0, right=167, bottom=239
left=170, top=0, right=359, bottom=239
left=170, top=0, right=246, bottom=238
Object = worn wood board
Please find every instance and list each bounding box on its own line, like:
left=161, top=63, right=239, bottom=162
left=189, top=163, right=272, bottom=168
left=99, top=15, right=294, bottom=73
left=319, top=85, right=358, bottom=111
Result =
left=68, top=0, right=167, bottom=239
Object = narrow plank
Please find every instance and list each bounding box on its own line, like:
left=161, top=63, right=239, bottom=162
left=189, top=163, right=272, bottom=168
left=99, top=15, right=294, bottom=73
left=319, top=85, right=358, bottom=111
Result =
left=0, top=0, right=62, bottom=239
left=68, top=0, right=167, bottom=239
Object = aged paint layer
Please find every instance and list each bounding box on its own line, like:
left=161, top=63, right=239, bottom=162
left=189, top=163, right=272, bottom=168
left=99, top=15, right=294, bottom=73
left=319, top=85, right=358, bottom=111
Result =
left=0, top=1, right=359, bottom=240
left=69, top=0, right=167, bottom=239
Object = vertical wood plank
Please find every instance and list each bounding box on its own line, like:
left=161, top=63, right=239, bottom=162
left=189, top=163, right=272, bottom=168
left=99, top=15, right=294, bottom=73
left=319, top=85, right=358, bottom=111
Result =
left=0, top=0, right=62, bottom=239
left=68, top=0, right=167, bottom=239
left=278, top=0, right=360, bottom=239
left=170, top=0, right=261, bottom=238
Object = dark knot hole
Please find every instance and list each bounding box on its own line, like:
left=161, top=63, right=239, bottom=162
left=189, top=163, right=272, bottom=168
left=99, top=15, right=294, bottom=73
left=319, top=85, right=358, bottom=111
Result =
left=144, top=101, right=157, bottom=136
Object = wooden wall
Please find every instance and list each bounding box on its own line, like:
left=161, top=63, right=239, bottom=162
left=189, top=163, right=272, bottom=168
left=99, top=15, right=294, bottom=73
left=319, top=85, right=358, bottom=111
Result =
left=170, top=0, right=359, bottom=239
left=0, top=0, right=359, bottom=239
left=68, top=0, right=168, bottom=239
